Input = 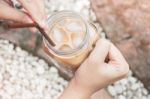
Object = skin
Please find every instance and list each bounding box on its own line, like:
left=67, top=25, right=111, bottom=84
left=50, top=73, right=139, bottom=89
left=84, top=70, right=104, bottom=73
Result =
left=0, top=0, right=48, bottom=32
left=59, top=39, right=129, bottom=99
left=0, top=1, right=129, bottom=99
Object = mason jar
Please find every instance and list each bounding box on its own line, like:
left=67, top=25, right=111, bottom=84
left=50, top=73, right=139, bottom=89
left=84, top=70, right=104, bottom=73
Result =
left=43, top=11, right=101, bottom=72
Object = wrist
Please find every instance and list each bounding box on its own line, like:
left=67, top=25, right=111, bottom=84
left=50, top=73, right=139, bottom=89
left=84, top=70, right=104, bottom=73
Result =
left=58, top=78, right=93, bottom=99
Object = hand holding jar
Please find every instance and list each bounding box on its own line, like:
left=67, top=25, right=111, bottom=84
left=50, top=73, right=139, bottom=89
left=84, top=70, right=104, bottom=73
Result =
left=44, top=11, right=100, bottom=71
left=44, top=11, right=129, bottom=99
left=59, top=39, right=129, bottom=99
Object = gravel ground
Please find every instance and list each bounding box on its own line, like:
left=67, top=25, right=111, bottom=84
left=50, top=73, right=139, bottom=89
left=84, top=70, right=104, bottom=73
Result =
left=0, top=39, right=68, bottom=99
left=0, top=39, right=149, bottom=99
left=107, top=71, right=150, bottom=99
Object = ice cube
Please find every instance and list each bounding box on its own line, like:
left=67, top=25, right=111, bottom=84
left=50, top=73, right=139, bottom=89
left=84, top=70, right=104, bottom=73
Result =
left=52, top=28, right=62, bottom=42
left=66, top=22, right=83, bottom=32
left=73, top=37, right=82, bottom=47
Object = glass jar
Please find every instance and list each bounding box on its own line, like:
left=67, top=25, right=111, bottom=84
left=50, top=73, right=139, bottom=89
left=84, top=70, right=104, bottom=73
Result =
left=43, top=11, right=100, bottom=72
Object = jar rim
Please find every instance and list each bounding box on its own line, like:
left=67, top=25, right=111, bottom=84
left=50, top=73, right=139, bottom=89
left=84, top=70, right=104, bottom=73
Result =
left=44, top=11, right=89, bottom=55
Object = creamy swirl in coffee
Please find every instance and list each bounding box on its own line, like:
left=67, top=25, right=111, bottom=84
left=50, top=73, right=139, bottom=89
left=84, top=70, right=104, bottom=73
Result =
left=43, top=11, right=100, bottom=70
left=48, top=18, right=86, bottom=52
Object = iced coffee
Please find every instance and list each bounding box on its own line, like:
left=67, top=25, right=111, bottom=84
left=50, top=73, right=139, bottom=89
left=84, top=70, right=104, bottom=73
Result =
left=43, top=11, right=100, bottom=70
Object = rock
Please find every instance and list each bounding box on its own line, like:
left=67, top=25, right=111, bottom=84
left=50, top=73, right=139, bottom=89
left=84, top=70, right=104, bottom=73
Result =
left=36, top=66, right=45, bottom=75
left=107, top=70, right=150, bottom=98
left=91, top=0, right=150, bottom=91
left=0, top=39, right=68, bottom=99
left=141, top=96, right=148, bottom=99
left=128, top=77, right=137, bottom=84
left=148, top=95, right=150, bottom=99
left=117, top=95, right=126, bottom=99
left=131, top=83, right=140, bottom=91
left=142, top=88, right=148, bottom=95
left=0, top=75, right=3, bottom=82
left=126, top=90, right=133, bottom=99
left=49, top=66, right=58, bottom=73
left=4, top=86, right=15, bottom=96
left=114, top=85, right=124, bottom=94
left=132, top=96, right=138, bottom=99
left=119, top=79, right=128, bottom=85
left=107, top=85, right=117, bottom=96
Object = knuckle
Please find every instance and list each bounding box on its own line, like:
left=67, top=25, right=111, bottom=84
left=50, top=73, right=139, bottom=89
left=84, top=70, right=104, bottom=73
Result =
left=120, top=63, right=130, bottom=77
left=96, top=39, right=111, bottom=48
left=98, top=39, right=110, bottom=45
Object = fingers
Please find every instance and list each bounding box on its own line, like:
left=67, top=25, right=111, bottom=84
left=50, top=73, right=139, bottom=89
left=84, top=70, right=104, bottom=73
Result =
left=109, top=43, right=127, bottom=64
left=18, top=0, right=48, bottom=29
left=87, top=38, right=129, bottom=79
left=36, top=0, right=46, bottom=19
left=0, top=2, right=33, bottom=24
left=88, top=39, right=111, bottom=63
left=3, top=0, right=13, bottom=6
left=109, top=43, right=129, bottom=68
left=108, top=43, right=129, bottom=78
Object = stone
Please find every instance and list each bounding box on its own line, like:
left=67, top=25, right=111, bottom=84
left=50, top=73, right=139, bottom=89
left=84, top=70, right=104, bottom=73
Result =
left=18, top=72, right=25, bottom=78
left=0, top=39, right=68, bottom=99
left=49, top=67, right=58, bottom=73
left=132, top=96, right=138, bottom=99
left=141, top=96, right=148, bottom=99
left=91, top=0, right=150, bottom=91
left=128, top=77, right=137, bottom=84
left=118, top=79, right=128, bottom=86
left=36, top=66, right=45, bottom=75
left=0, top=75, right=3, bottom=82
left=131, top=83, right=140, bottom=91
left=148, top=95, right=150, bottom=99
left=126, top=90, right=133, bottom=99
left=5, top=86, right=15, bottom=96
left=142, top=88, right=148, bottom=95
left=114, top=85, right=124, bottom=94
left=137, top=92, right=142, bottom=98
left=117, top=95, right=126, bottom=99
left=122, top=91, right=127, bottom=97
left=107, top=85, right=117, bottom=96
left=22, top=79, right=30, bottom=87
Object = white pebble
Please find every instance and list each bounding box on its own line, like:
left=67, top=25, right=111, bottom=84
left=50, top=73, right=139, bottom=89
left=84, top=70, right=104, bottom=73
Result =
left=131, top=83, right=140, bottom=90
left=117, top=95, right=126, bottom=99
left=107, top=85, right=117, bottom=96
left=141, top=96, right=148, bottom=99
left=114, top=85, right=124, bottom=94
left=128, top=76, right=137, bottom=84
left=142, top=88, right=148, bottom=95
left=0, top=39, right=68, bottom=99
left=119, top=79, right=128, bottom=85
left=50, top=67, right=58, bottom=73
left=0, top=75, right=3, bottom=82
left=36, top=66, right=45, bottom=75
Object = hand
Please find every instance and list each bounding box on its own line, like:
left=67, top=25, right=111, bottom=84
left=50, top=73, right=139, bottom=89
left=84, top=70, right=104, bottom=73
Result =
left=0, top=0, right=47, bottom=31
left=59, top=39, right=129, bottom=99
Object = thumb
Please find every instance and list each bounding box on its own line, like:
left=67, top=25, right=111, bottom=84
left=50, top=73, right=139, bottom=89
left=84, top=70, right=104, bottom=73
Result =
left=107, top=43, right=129, bottom=79
left=88, top=39, right=111, bottom=64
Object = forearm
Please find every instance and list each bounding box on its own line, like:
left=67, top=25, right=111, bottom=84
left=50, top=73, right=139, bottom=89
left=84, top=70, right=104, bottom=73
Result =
left=58, top=78, right=93, bottom=99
